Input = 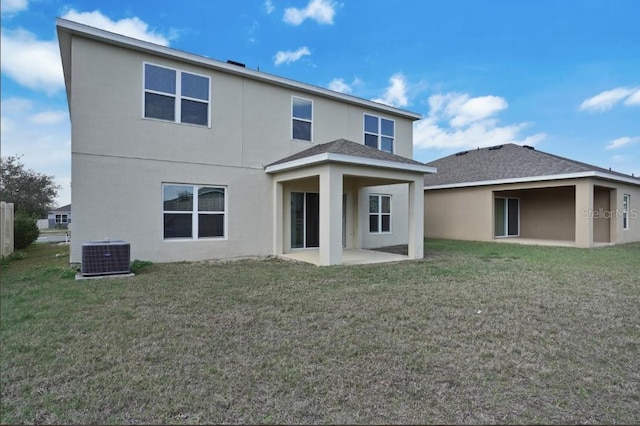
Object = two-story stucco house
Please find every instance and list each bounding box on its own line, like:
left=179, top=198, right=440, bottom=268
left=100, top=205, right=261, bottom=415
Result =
left=57, top=19, right=435, bottom=266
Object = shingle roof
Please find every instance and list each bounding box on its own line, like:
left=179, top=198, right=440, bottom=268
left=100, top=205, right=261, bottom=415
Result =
left=423, top=144, right=640, bottom=187
left=268, top=139, right=428, bottom=167
left=51, top=204, right=71, bottom=212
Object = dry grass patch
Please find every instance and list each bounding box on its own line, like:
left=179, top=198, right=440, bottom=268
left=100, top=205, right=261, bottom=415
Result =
left=1, top=240, right=639, bottom=424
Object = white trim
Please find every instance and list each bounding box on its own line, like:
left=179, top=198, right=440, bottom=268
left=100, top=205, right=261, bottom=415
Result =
left=424, top=171, right=640, bottom=190
left=291, top=96, right=313, bottom=142
left=57, top=18, right=422, bottom=121
left=265, top=152, right=436, bottom=174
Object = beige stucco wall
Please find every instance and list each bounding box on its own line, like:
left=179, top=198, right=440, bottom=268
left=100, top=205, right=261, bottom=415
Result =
left=424, top=186, right=493, bottom=241
left=68, top=36, right=418, bottom=263
left=593, top=186, right=611, bottom=243
left=497, top=186, right=576, bottom=241
left=609, top=182, right=640, bottom=244
left=424, top=177, right=640, bottom=246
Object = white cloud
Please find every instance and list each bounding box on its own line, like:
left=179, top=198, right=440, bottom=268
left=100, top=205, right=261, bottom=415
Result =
left=265, top=0, right=275, bottom=14
left=414, top=92, right=546, bottom=150
left=327, top=77, right=361, bottom=94
left=623, top=88, right=640, bottom=106
left=605, top=136, right=640, bottom=150
left=1, top=0, right=28, bottom=15
left=283, top=0, right=337, bottom=25
left=1, top=98, right=72, bottom=206
left=328, top=78, right=351, bottom=93
left=1, top=11, right=173, bottom=94
left=274, top=46, right=310, bottom=66
left=30, top=111, right=68, bottom=125
left=0, top=28, right=64, bottom=94
left=579, top=86, right=639, bottom=112
left=372, top=73, right=408, bottom=108
left=61, top=9, right=172, bottom=46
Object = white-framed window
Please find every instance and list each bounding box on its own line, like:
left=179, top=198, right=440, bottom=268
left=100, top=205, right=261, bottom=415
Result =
left=143, top=63, right=210, bottom=127
left=364, top=114, right=394, bottom=153
left=292, top=96, right=313, bottom=142
left=162, top=184, right=226, bottom=240
left=369, top=194, right=391, bottom=233
left=55, top=214, right=68, bottom=223
left=623, top=194, right=630, bottom=230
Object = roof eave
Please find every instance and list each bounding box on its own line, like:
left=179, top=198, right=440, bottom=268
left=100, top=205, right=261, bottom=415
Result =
left=55, top=18, right=422, bottom=121
left=424, top=171, right=640, bottom=190
left=266, top=153, right=436, bottom=174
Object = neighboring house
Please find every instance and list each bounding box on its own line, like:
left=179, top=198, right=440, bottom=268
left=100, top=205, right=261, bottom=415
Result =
left=57, top=19, right=434, bottom=266
left=423, top=144, right=640, bottom=247
left=47, top=204, right=72, bottom=229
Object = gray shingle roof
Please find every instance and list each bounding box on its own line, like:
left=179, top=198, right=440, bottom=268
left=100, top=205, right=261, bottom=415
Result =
left=423, top=144, right=640, bottom=187
left=268, top=139, right=427, bottom=167
left=51, top=204, right=71, bottom=212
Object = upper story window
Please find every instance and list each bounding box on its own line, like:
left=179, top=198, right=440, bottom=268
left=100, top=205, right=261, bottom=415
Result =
left=144, top=63, right=210, bottom=127
left=364, top=114, right=394, bottom=153
left=623, top=194, right=630, bottom=230
left=292, top=96, right=313, bottom=142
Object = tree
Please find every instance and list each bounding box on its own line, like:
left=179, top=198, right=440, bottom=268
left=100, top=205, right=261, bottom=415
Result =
left=0, top=155, right=60, bottom=218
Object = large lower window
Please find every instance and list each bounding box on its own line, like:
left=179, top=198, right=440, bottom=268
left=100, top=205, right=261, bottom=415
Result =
left=163, top=184, right=225, bottom=239
left=55, top=214, right=68, bottom=223
left=495, top=197, right=519, bottom=237
left=144, top=63, right=210, bottom=126
left=623, top=194, right=630, bottom=230
left=292, top=96, right=312, bottom=142
left=364, top=114, right=394, bottom=153
left=369, top=194, right=391, bottom=233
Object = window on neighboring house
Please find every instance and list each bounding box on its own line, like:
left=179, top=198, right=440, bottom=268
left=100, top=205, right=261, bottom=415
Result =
left=163, top=184, right=226, bottom=239
left=364, top=114, right=394, bottom=153
left=144, top=63, right=210, bottom=126
left=292, top=96, right=312, bottom=142
left=369, top=194, right=391, bottom=233
left=623, top=194, right=630, bottom=230
left=55, top=214, right=68, bottom=223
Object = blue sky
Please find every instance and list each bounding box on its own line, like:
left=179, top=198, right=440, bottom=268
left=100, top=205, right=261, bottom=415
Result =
left=2, top=0, right=639, bottom=207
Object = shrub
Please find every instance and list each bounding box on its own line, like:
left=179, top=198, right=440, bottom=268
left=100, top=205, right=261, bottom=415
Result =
left=14, top=215, right=40, bottom=250
left=130, top=259, right=153, bottom=274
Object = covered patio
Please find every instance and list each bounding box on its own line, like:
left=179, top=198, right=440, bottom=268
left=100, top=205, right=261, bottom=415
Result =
left=280, top=248, right=410, bottom=266
left=266, top=140, right=436, bottom=266
left=493, top=181, right=618, bottom=247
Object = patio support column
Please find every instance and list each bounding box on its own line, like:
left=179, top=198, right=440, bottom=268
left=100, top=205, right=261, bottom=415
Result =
left=575, top=180, right=594, bottom=248
left=273, top=180, right=283, bottom=256
left=319, top=165, right=343, bottom=265
left=408, top=178, right=424, bottom=259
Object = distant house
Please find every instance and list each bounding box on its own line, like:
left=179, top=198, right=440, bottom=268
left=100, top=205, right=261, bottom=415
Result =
left=48, top=204, right=72, bottom=229
left=423, top=144, right=640, bottom=247
left=56, top=19, right=434, bottom=266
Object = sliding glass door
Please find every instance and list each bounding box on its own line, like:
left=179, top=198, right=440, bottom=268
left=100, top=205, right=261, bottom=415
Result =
left=291, top=192, right=319, bottom=248
left=495, top=197, right=519, bottom=237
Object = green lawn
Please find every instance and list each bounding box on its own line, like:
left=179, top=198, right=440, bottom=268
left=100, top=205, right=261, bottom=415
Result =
left=1, top=240, right=639, bottom=424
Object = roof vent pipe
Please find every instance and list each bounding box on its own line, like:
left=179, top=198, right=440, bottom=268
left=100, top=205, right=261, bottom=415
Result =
left=227, top=60, right=246, bottom=68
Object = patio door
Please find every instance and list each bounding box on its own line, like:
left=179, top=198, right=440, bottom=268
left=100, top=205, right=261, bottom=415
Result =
left=291, top=192, right=319, bottom=248
left=495, top=197, right=519, bottom=237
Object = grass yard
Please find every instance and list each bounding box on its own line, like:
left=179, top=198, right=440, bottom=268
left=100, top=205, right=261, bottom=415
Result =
left=1, top=240, right=639, bottom=424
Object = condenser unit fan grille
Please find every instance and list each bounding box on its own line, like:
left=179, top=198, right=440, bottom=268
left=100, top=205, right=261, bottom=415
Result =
left=81, top=240, right=131, bottom=276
